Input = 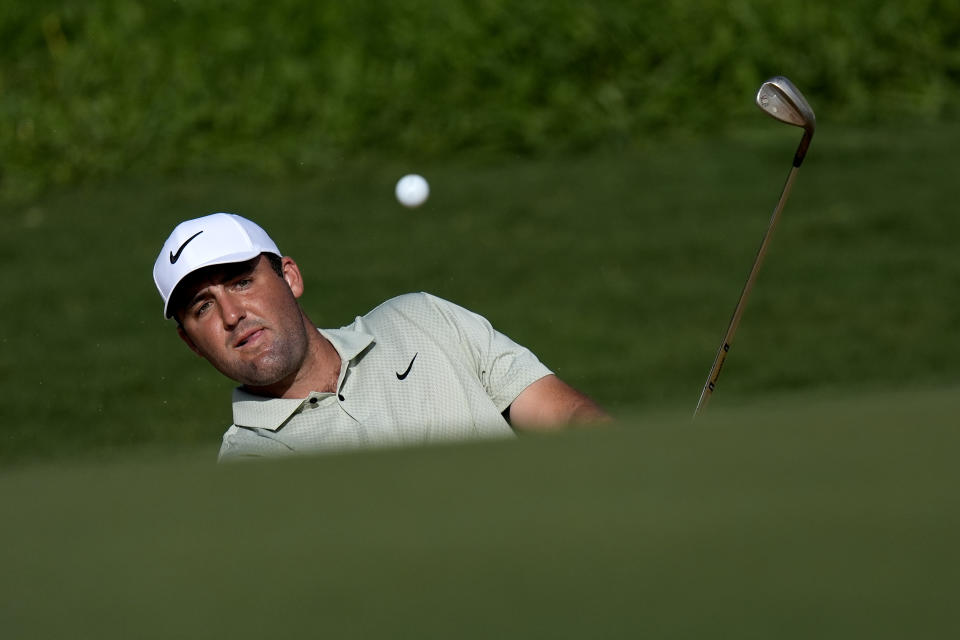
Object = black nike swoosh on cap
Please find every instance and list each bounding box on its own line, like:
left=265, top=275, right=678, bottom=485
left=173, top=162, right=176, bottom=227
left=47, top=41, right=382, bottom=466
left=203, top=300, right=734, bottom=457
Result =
left=396, top=353, right=418, bottom=380
left=169, top=231, right=204, bottom=264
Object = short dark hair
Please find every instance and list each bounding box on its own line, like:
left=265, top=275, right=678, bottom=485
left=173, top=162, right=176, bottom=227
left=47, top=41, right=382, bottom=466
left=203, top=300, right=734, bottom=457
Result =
left=264, top=253, right=283, bottom=278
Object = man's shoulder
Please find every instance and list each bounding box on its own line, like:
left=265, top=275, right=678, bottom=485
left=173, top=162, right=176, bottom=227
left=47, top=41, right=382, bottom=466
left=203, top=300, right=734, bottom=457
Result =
left=369, top=291, right=445, bottom=311
left=361, top=292, right=462, bottom=322
left=348, top=292, right=476, bottom=341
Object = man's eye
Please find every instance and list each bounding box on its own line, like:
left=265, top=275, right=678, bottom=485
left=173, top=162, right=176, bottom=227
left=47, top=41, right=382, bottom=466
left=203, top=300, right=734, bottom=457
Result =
left=235, top=278, right=253, bottom=289
left=195, top=300, right=212, bottom=316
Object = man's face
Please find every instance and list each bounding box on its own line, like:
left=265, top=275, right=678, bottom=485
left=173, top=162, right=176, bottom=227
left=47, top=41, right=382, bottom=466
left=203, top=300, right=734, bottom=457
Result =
left=174, top=255, right=310, bottom=391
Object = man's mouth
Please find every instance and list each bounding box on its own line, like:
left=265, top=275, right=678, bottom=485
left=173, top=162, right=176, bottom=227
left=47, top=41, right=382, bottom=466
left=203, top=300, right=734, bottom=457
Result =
left=235, top=328, right=265, bottom=348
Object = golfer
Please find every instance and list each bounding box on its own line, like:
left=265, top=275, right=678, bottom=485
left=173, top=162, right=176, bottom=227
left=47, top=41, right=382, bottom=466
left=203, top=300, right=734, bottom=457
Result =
left=154, top=213, right=608, bottom=460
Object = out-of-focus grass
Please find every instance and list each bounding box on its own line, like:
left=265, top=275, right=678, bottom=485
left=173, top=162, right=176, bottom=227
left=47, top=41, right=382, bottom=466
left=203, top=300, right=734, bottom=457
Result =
left=2, top=123, right=959, bottom=462
left=1, top=384, right=958, bottom=638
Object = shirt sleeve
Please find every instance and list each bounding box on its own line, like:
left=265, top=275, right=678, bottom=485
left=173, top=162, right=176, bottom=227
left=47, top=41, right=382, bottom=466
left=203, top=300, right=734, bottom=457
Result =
left=423, top=293, right=553, bottom=411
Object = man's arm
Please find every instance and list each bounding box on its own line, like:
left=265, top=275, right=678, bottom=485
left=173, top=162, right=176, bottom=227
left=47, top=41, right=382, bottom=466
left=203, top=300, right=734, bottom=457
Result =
left=506, top=374, right=610, bottom=431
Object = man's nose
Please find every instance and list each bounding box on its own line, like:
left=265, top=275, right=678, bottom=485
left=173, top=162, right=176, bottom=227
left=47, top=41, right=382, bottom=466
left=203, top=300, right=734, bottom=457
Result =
left=218, top=292, right=246, bottom=328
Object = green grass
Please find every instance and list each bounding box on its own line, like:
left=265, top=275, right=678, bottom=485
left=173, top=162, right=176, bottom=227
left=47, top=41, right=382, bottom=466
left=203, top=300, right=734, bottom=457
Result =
left=3, top=122, right=960, bottom=463
left=1, top=385, right=958, bottom=638
left=7, top=1, right=958, bottom=203
left=3, top=116, right=958, bottom=633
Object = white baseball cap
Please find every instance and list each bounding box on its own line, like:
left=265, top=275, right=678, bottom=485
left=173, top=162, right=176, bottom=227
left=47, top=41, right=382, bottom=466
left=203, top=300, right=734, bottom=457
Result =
left=153, top=213, right=281, bottom=318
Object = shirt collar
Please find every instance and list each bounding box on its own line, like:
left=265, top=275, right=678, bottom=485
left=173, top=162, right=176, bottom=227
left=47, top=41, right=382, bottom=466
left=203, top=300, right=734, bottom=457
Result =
left=318, top=326, right=374, bottom=362
left=231, top=326, right=375, bottom=430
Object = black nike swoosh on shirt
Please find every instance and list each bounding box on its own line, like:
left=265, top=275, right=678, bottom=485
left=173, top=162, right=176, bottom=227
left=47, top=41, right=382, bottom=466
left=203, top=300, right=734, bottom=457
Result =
left=169, top=230, right=204, bottom=264
left=396, top=353, right=418, bottom=380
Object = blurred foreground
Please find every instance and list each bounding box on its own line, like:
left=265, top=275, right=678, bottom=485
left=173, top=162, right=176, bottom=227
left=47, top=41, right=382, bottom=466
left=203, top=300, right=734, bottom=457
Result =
left=1, top=384, right=957, bottom=638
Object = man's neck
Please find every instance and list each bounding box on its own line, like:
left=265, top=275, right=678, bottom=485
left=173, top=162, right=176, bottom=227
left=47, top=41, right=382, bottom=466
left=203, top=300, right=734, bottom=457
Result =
left=242, top=324, right=342, bottom=399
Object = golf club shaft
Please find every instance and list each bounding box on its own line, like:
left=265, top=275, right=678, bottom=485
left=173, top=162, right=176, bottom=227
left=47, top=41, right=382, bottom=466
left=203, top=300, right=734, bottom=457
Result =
left=693, top=133, right=810, bottom=418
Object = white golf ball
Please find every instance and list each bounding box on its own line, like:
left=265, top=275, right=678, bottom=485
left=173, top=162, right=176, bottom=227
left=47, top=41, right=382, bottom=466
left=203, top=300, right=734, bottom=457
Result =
left=395, top=174, right=430, bottom=208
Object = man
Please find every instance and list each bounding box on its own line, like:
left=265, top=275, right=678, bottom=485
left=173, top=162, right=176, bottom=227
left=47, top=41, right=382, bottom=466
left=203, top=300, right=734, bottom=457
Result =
left=154, top=213, right=608, bottom=460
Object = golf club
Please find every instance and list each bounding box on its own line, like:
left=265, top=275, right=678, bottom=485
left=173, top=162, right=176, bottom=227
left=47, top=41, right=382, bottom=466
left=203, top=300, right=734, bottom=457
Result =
left=694, top=76, right=816, bottom=418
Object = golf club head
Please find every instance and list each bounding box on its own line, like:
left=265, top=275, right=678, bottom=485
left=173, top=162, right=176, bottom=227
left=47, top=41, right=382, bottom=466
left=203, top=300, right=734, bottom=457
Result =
left=756, top=76, right=816, bottom=134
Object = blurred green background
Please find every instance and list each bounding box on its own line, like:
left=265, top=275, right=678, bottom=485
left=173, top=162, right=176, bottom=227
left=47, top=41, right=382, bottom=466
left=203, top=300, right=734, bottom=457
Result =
left=3, top=0, right=958, bottom=202
left=2, top=2, right=959, bottom=636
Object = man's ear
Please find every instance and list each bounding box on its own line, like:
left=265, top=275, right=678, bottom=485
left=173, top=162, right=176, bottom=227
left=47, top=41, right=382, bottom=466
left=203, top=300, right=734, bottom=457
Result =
left=177, top=325, right=204, bottom=358
left=281, top=256, right=305, bottom=299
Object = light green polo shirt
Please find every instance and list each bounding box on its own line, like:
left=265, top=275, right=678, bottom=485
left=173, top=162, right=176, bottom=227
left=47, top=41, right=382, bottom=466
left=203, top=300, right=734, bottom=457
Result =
left=218, top=292, right=552, bottom=460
